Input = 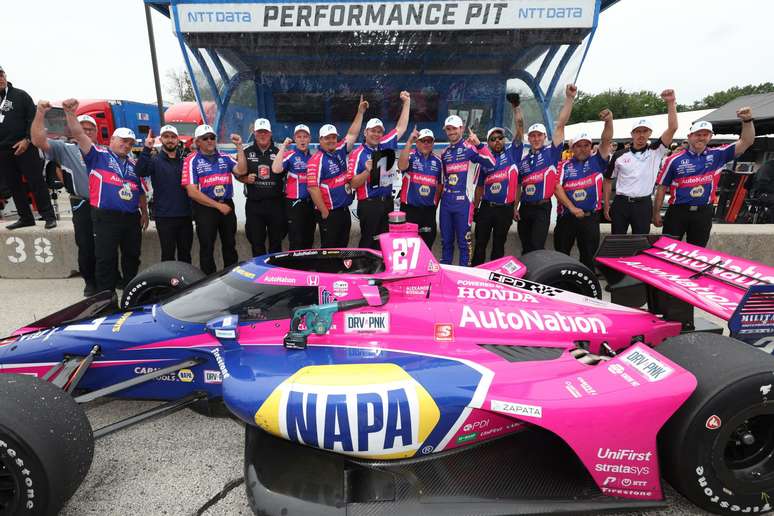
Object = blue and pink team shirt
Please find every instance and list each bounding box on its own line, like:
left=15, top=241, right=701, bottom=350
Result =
left=399, top=150, right=443, bottom=207
left=306, top=140, right=352, bottom=210
left=181, top=151, right=237, bottom=201
left=440, top=140, right=495, bottom=204
left=84, top=145, right=144, bottom=213
left=350, top=129, right=399, bottom=200
left=477, top=143, right=524, bottom=204
left=518, top=142, right=562, bottom=203
left=657, top=144, right=737, bottom=206
left=557, top=153, right=608, bottom=216
left=281, top=148, right=312, bottom=201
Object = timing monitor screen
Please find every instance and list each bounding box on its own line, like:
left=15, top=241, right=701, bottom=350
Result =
left=369, top=149, right=397, bottom=188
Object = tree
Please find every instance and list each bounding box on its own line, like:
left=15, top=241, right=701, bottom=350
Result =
left=690, top=83, right=774, bottom=110
left=569, top=89, right=677, bottom=124
left=165, top=69, right=196, bottom=103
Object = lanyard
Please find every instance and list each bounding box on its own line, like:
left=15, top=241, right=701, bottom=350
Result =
left=109, top=149, right=129, bottom=179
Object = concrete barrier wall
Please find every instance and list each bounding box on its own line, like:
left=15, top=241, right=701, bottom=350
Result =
left=0, top=215, right=772, bottom=279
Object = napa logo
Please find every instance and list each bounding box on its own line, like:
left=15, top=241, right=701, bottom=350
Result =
left=254, top=363, right=440, bottom=459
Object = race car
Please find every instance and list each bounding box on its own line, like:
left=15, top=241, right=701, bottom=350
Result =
left=1, top=212, right=773, bottom=516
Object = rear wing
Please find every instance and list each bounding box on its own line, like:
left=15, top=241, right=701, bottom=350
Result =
left=595, top=236, right=774, bottom=339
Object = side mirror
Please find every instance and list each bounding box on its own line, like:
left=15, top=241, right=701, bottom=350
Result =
left=358, top=284, right=389, bottom=307
left=205, top=314, right=240, bottom=344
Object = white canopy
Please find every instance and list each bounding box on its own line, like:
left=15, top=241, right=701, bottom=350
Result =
left=563, top=109, right=733, bottom=142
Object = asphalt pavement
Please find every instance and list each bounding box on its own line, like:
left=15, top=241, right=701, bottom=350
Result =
left=0, top=278, right=707, bottom=515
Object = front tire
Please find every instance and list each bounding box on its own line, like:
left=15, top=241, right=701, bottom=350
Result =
left=0, top=375, right=94, bottom=515
left=658, top=333, right=774, bottom=515
left=521, top=250, right=602, bottom=299
left=120, top=261, right=205, bottom=309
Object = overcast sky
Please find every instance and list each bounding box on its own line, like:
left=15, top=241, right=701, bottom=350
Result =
left=1, top=0, right=769, bottom=105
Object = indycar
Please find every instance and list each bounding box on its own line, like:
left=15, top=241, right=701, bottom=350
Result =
left=1, top=212, right=773, bottom=516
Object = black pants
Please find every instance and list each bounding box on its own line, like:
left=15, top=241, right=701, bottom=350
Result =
left=286, top=198, right=316, bottom=250
left=401, top=203, right=437, bottom=249
left=517, top=202, right=551, bottom=254
left=318, top=207, right=351, bottom=248
left=473, top=202, right=514, bottom=266
left=71, top=198, right=95, bottom=286
left=91, top=207, right=141, bottom=292
left=663, top=204, right=714, bottom=247
left=357, top=197, right=392, bottom=249
left=194, top=201, right=237, bottom=275
left=0, top=145, right=54, bottom=222
left=245, top=197, right=287, bottom=256
left=611, top=195, right=652, bottom=235
left=156, top=216, right=193, bottom=263
left=554, top=212, right=601, bottom=271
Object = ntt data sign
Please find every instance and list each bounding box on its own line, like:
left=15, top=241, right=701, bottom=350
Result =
left=176, top=0, right=596, bottom=32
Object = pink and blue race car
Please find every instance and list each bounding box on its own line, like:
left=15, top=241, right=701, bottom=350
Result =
left=1, top=213, right=773, bottom=516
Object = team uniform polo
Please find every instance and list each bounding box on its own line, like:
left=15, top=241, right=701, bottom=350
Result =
left=85, top=145, right=143, bottom=212
left=516, top=142, right=561, bottom=254
left=557, top=154, right=607, bottom=216
left=657, top=144, right=737, bottom=246
left=181, top=151, right=237, bottom=201
left=472, top=143, right=523, bottom=266
left=307, top=140, right=353, bottom=247
left=554, top=153, right=609, bottom=271
left=82, top=144, right=145, bottom=293
left=399, top=150, right=443, bottom=248
left=181, top=150, right=239, bottom=275
left=282, top=148, right=316, bottom=250
left=605, top=140, right=669, bottom=235
left=350, top=129, right=399, bottom=249
left=439, top=140, right=495, bottom=266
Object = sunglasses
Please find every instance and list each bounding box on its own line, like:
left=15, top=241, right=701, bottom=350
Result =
left=417, top=138, right=434, bottom=144
left=488, top=136, right=504, bottom=142
left=198, top=135, right=216, bottom=141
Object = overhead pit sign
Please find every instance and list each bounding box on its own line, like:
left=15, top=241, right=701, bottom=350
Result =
left=176, top=0, right=595, bottom=33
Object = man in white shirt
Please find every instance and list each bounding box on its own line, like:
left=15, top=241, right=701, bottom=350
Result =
left=603, top=90, right=678, bottom=234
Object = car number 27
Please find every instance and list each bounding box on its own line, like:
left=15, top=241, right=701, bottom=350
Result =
left=392, top=237, right=421, bottom=271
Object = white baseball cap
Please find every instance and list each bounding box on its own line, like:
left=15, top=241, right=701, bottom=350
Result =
left=194, top=124, right=216, bottom=139
left=253, top=118, right=271, bottom=132
left=293, top=124, right=310, bottom=135
left=444, top=115, right=464, bottom=128
left=688, top=120, right=713, bottom=135
left=76, top=115, right=97, bottom=128
left=417, top=128, right=435, bottom=141
left=631, top=118, right=653, bottom=132
left=572, top=132, right=593, bottom=146
left=527, top=123, right=547, bottom=135
left=365, top=118, right=384, bottom=130
left=319, top=124, right=338, bottom=138
left=159, top=124, right=179, bottom=136
left=112, top=127, right=136, bottom=140
left=486, top=127, right=506, bottom=140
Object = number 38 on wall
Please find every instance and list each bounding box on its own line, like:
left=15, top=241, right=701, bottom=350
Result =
left=5, top=236, right=54, bottom=264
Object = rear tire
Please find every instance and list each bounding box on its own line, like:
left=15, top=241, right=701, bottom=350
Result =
left=120, top=261, right=205, bottom=309
left=657, top=333, right=774, bottom=515
left=521, top=250, right=601, bottom=299
left=0, top=374, right=94, bottom=515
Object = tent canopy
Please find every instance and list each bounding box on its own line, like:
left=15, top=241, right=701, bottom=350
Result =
left=563, top=109, right=722, bottom=143
left=698, top=92, right=774, bottom=136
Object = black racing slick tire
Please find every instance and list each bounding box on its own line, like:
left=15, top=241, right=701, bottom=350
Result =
left=120, top=261, right=205, bottom=309
left=521, top=250, right=602, bottom=299
left=657, top=333, right=774, bottom=515
left=0, top=375, right=94, bottom=516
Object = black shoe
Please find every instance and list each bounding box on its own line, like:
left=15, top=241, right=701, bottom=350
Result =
left=6, top=219, right=35, bottom=230
left=83, top=283, right=98, bottom=297
left=44, top=219, right=57, bottom=229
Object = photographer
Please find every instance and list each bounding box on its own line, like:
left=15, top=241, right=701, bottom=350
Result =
left=31, top=101, right=97, bottom=295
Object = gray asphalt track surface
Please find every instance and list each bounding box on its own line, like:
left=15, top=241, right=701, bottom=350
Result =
left=0, top=278, right=708, bottom=515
